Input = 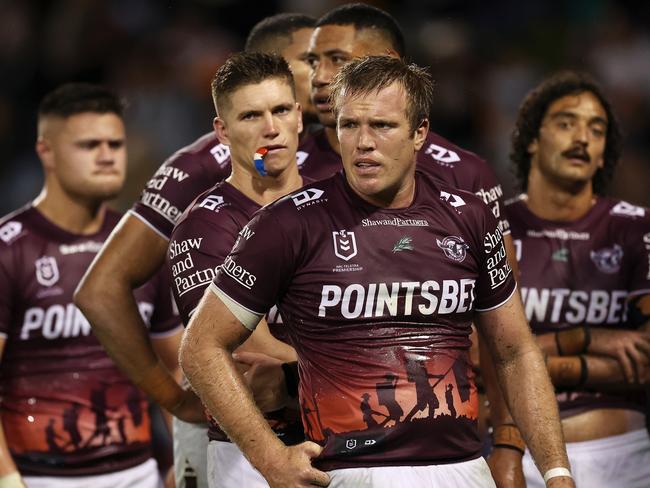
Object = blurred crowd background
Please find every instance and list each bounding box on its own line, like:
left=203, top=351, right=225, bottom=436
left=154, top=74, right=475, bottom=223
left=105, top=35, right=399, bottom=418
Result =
left=2, top=0, right=649, bottom=214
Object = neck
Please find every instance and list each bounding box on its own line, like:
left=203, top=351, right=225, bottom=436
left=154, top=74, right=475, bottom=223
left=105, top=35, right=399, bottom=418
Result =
left=33, top=185, right=107, bottom=234
left=227, top=162, right=304, bottom=206
left=525, top=170, right=595, bottom=222
left=324, top=126, right=341, bottom=155
left=353, top=167, right=417, bottom=209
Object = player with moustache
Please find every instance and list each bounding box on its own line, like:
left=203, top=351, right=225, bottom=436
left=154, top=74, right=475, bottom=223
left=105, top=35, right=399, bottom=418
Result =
left=168, top=51, right=312, bottom=488
left=179, top=56, right=574, bottom=488
left=0, top=84, right=182, bottom=488
left=73, top=13, right=316, bottom=488
left=485, top=71, right=650, bottom=488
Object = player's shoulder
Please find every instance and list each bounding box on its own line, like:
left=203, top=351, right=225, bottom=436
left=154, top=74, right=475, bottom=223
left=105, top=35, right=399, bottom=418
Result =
left=263, top=173, right=338, bottom=220
left=598, top=198, right=650, bottom=240
left=600, top=197, right=648, bottom=221
left=159, top=132, right=231, bottom=176
left=418, top=170, right=487, bottom=211
left=421, top=131, right=487, bottom=168
left=175, top=181, right=237, bottom=229
left=0, top=204, right=37, bottom=248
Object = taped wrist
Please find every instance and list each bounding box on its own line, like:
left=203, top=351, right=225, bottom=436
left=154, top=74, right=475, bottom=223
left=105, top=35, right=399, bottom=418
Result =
left=282, top=361, right=299, bottom=398
left=547, top=356, right=588, bottom=389
left=492, top=423, right=526, bottom=455
left=555, top=326, right=588, bottom=355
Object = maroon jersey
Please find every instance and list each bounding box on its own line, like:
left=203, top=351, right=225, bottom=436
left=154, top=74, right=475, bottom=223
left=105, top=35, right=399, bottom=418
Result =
left=507, top=196, right=650, bottom=416
left=212, top=171, right=516, bottom=469
left=130, top=132, right=232, bottom=239
left=297, top=129, right=509, bottom=233
left=0, top=205, right=181, bottom=476
left=168, top=181, right=304, bottom=444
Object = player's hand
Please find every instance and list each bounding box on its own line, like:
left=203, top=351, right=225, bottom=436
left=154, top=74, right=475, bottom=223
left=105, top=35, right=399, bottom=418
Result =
left=545, top=476, right=575, bottom=487
left=487, top=447, right=526, bottom=488
left=234, top=351, right=290, bottom=412
left=260, top=442, right=330, bottom=487
left=588, top=329, right=650, bottom=382
left=169, top=387, right=206, bottom=423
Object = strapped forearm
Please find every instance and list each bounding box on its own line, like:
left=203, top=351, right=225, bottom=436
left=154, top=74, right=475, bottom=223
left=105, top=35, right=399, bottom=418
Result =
left=537, top=325, right=590, bottom=356
left=549, top=354, right=647, bottom=391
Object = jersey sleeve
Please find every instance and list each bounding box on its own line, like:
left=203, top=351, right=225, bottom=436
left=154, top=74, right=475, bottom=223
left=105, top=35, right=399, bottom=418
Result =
left=473, top=203, right=517, bottom=312
left=627, top=212, right=650, bottom=297
left=146, top=266, right=183, bottom=337
left=472, top=159, right=511, bottom=235
left=129, top=140, right=230, bottom=240
left=211, top=207, right=297, bottom=329
left=0, top=244, right=13, bottom=338
left=168, top=206, right=244, bottom=324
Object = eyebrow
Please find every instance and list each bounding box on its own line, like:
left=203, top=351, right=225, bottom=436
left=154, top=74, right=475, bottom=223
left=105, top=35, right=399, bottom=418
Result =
left=549, top=111, right=608, bottom=125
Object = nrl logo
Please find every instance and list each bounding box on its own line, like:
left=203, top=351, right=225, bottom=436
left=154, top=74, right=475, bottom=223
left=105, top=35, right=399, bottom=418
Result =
left=392, top=236, right=413, bottom=253
left=436, top=236, right=469, bottom=262
left=590, top=244, right=623, bottom=274
left=332, top=230, right=357, bottom=261
left=35, top=256, right=60, bottom=287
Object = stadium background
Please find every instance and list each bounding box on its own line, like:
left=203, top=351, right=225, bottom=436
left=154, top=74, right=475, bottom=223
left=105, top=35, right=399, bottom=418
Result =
left=1, top=0, right=649, bottom=213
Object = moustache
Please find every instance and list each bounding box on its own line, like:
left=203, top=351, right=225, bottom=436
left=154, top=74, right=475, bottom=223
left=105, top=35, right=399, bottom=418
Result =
left=562, top=146, right=590, bottom=162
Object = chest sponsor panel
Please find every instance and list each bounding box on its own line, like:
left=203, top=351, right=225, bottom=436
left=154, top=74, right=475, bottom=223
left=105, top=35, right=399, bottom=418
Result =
left=318, top=279, right=476, bottom=319
left=521, top=287, right=628, bottom=328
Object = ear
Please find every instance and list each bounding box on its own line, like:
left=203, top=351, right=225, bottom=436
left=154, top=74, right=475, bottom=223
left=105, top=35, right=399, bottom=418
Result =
left=296, top=102, right=303, bottom=135
left=527, top=138, right=539, bottom=156
left=413, top=119, right=429, bottom=151
left=213, top=117, right=230, bottom=147
left=385, top=48, right=400, bottom=59
left=36, top=137, right=55, bottom=171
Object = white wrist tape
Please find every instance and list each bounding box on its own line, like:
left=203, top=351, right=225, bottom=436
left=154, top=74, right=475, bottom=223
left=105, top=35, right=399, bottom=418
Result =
left=543, top=467, right=572, bottom=483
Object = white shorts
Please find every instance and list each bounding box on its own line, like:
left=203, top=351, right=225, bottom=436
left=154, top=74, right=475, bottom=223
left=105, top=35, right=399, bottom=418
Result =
left=173, top=416, right=209, bottom=488
left=523, top=428, right=650, bottom=488
left=328, top=457, right=496, bottom=487
left=23, top=458, right=161, bottom=488
left=207, top=441, right=268, bottom=488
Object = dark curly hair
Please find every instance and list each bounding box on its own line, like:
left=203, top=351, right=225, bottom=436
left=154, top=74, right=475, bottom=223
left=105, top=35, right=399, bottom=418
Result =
left=510, top=71, right=622, bottom=194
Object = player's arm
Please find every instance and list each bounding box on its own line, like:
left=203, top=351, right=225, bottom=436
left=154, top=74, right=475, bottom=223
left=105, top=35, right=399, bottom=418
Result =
left=476, top=293, right=574, bottom=488
left=533, top=293, right=650, bottom=383
left=151, top=329, right=185, bottom=434
left=74, top=215, right=202, bottom=422
left=0, top=338, right=26, bottom=488
left=179, top=288, right=329, bottom=487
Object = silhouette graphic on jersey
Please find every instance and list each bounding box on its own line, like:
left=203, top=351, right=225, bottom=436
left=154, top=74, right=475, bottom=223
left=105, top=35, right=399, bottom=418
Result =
left=45, top=418, right=65, bottom=453
left=376, top=373, right=403, bottom=426
left=84, top=384, right=112, bottom=447
left=127, top=385, right=144, bottom=427
left=403, top=358, right=447, bottom=422
left=360, top=393, right=387, bottom=429
left=62, top=403, right=83, bottom=449
left=446, top=384, right=457, bottom=418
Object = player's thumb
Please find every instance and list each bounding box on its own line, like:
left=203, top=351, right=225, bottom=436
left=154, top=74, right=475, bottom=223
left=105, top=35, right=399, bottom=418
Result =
left=301, top=440, right=324, bottom=459
left=232, top=351, right=266, bottom=365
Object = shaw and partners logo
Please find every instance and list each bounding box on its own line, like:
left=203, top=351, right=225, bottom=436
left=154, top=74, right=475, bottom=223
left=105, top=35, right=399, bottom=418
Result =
left=436, top=236, right=469, bottom=262
left=35, top=256, right=59, bottom=287
left=221, top=256, right=256, bottom=289
left=333, top=229, right=358, bottom=261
